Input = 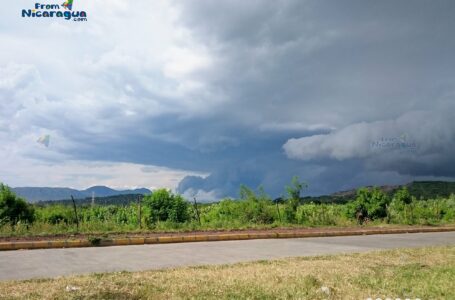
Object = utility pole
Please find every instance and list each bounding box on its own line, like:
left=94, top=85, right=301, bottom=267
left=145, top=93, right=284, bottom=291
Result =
left=91, top=191, right=95, bottom=207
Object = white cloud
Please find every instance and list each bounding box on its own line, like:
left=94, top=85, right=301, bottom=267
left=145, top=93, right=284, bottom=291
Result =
left=164, top=46, right=213, bottom=79
left=283, top=102, right=455, bottom=176
left=0, top=1, right=221, bottom=189
left=181, top=188, right=220, bottom=202
left=0, top=156, right=206, bottom=190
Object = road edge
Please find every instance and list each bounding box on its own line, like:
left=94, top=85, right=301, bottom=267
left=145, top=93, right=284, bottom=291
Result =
left=1, top=226, right=455, bottom=251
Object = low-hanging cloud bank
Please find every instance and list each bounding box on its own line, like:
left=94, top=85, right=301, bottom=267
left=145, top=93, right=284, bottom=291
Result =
left=284, top=101, right=455, bottom=177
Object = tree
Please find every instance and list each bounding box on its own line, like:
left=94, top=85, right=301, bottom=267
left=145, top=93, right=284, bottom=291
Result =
left=143, top=189, right=189, bottom=223
left=0, top=184, right=35, bottom=226
left=286, top=177, right=307, bottom=202
left=284, top=176, right=308, bottom=222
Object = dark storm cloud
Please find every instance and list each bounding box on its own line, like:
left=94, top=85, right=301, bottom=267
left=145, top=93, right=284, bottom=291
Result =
left=2, top=0, right=454, bottom=196
left=171, top=0, right=455, bottom=197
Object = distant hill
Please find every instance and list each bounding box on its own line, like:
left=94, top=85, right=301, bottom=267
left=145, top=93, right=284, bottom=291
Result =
left=12, top=186, right=151, bottom=202
left=329, top=181, right=455, bottom=200
left=406, top=181, right=455, bottom=199
left=331, top=184, right=402, bottom=198
left=36, top=194, right=146, bottom=206
left=275, top=181, right=455, bottom=204
left=11, top=181, right=455, bottom=204
left=83, top=186, right=151, bottom=198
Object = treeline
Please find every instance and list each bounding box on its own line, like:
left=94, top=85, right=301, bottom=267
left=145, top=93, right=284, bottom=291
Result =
left=1, top=179, right=454, bottom=236
left=34, top=180, right=455, bottom=207
left=36, top=194, right=144, bottom=206
left=407, top=181, right=455, bottom=199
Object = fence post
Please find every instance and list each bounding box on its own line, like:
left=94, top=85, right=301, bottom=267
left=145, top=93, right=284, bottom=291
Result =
left=276, top=201, right=282, bottom=222
left=71, top=195, right=79, bottom=231
left=138, top=195, right=142, bottom=229
left=193, top=197, right=201, bottom=225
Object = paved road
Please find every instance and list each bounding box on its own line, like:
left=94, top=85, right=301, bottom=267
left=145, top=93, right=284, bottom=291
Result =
left=0, top=232, right=454, bottom=281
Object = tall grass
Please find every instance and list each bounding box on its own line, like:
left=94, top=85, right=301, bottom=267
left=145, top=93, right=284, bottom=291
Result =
left=1, top=195, right=454, bottom=237
left=387, top=195, right=455, bottom=225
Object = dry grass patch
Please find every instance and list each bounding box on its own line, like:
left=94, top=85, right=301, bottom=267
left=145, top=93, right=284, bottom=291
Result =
left=0, top=246, right=454, bottom=299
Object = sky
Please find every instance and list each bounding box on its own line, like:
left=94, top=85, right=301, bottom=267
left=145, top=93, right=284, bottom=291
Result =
left=1, top=0, right=454, bottom=201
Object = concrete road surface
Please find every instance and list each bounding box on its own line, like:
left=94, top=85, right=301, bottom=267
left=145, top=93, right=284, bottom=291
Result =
left=0, top=232, right=454, bottom=281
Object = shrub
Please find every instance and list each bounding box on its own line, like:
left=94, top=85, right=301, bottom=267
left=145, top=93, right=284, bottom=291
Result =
left=143, top=189, right=189, bottom=223
left=297, top=203, right=346, bottom=226
left=283, top=176, right=308, bottom=222
left=388, top=196, right=455, bottom=225
left=345, top=187, right=390, bottom=222
left=36, top=205, right=74, bottom=224
left=199, top=186, right=276, bottom=226
left=0, top=184, right=35, bottom=226
left=201, top=199, right=244, bottom=226
left=239, top=185, right=275, bottom=224
left=393, top=187, right=412, bottom=204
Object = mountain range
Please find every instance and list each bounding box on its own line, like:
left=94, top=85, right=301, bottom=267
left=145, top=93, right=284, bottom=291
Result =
left=12, top=186, right=151, bottom=202
left=328, top=181, right=455, bottom=200
left=10, top=181, right=455, bottom=203
left=277, top=181, right=455, bottom=204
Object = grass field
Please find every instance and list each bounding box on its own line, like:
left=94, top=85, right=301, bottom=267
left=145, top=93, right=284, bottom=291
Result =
left=0, top=246, right=453, bottom=299
left=1, top=195, right=453, bottom=239
left=2, top=183, right=454, bottom=239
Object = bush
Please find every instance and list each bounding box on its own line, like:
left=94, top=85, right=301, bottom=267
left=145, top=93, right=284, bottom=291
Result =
left=387, top=195, right=455, bottom=225
left=345, top=187, right=390, bottom=222
left=297, top=203, right=346, bottom=226
left=0, top=184, right=35, bottom=226
left=393, top=187, right=412, bottom=204
left=201, top=199, right=244, bottom=226
left=143, top=189, right=189, bottom=223
left=36, top=205, right=73, bottom=224
left=199, top=186, right=276, bottom=226
left=284, top=176, right=307, bottom=222
left=239, top=185, right=275, bottom=224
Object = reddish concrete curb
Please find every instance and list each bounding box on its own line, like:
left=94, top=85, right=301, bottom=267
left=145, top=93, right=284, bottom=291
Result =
left=1, top=227, right=454, bottom=251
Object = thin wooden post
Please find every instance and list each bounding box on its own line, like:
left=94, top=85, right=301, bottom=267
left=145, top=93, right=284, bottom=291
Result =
left=71, top=195, right=79, bottom=231
left=138, top=195, right=142, bottom=229
left=276, top=201, right=282, bottom=222
left=193, top=197, right=201, bottom=225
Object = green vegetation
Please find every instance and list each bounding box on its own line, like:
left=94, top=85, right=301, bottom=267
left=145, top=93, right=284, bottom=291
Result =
left=0, top=181, right=454, bottom=237
left=283, top=176, right=308, bottom=222
left=37, top=194, right=143, bottom=206
left=1, top=246, right=453, bottom=299
left=304, top=181, right=455, bottom=204
left=143, top=189, right=189, bottom=223
left=0, top=184, right=35, bottom=227
left=407, top=181, right=455, bottom=199
left=345, top=187, right=390, bottom=223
